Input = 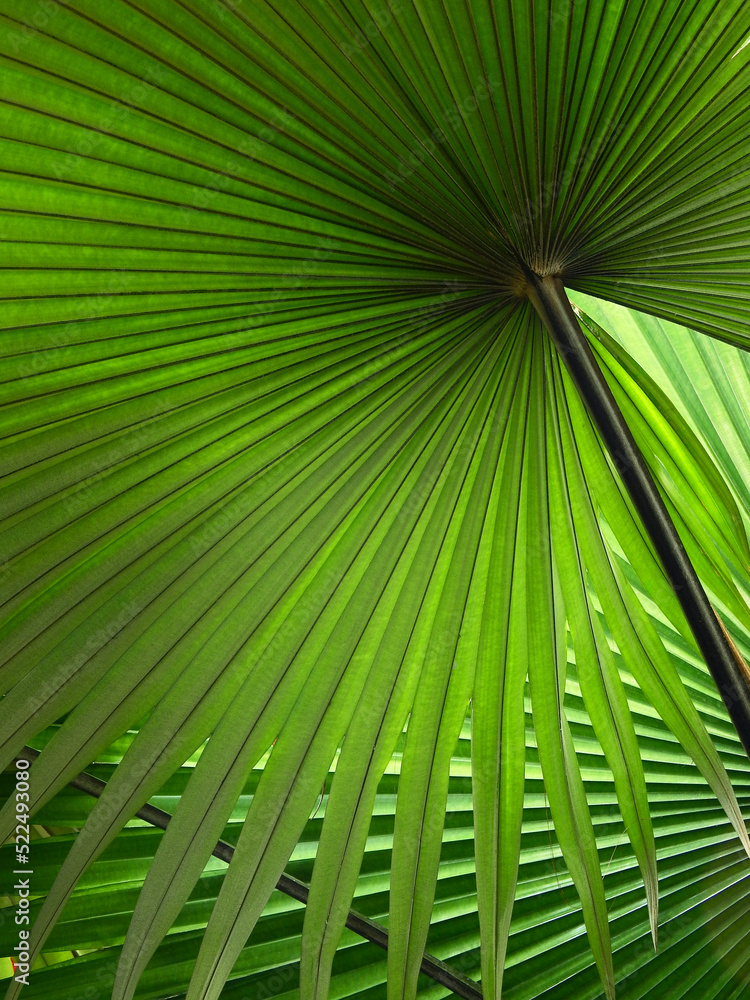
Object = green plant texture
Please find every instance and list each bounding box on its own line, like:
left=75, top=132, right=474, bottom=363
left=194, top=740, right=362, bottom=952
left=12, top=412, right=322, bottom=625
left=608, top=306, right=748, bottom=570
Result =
left=1, top=2, right=750, bottom=999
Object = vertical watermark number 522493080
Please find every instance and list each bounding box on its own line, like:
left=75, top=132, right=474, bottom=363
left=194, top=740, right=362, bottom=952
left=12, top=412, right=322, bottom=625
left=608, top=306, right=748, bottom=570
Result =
left=12, top=759, right=33, bottom=987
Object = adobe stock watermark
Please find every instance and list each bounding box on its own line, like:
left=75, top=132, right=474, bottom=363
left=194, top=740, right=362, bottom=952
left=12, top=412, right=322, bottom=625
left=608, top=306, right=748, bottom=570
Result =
left=15, top=268, right=139, bottom=387
left=175, top=104, right=297, bottom=223
left=51, top=62, right=170, bottom=183
left=339, top=0, right=403, bottom=60
left=4, top=0, right=60, bottom=55
left=11, top=758, right=33, bottom=988
left=246, top=962, right=297, bottom=998
left=547, top=0, right=587, bottom=28
left=209, top=0, right=245, bottom=23
left=384, top=73, right=503, bottom=191
left=509, top=117, right=626, bottom=233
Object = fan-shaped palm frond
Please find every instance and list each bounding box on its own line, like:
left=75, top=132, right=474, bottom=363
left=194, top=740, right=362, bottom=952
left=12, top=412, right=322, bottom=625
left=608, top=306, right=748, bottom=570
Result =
left=2, top=2, right=750, bottom=999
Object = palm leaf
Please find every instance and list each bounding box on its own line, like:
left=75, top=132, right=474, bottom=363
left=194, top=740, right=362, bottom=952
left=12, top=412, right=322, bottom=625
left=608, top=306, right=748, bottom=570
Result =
left=2, top=2, right=750, bottom=998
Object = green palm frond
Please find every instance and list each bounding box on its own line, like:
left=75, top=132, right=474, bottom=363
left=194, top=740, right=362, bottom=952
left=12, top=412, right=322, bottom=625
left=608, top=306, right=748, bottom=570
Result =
left=2, top=3, right=750, bottom=999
